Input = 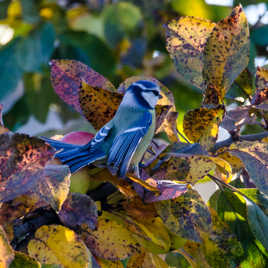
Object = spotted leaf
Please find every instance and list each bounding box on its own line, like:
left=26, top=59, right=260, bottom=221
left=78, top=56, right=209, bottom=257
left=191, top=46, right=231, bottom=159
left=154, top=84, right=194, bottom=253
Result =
left=183, top=106, right=225, bottom=149
left=50, top=59, right=116, bottom=115
left=165, top=16, right=216, bottom=89
left=0, top=226, right=14, bottom=268
left=204, top=5, right=250, bottom=96
left=28, top=225, right=92, bottom=268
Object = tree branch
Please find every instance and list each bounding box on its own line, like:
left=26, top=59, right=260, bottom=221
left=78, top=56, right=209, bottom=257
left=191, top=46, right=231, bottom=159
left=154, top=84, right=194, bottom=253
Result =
left=212, top=131, right=268, bottom=153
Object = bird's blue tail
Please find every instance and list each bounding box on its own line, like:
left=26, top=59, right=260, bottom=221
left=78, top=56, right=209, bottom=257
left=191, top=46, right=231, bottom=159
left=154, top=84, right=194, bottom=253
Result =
left=41, top=137, right=105, bottom=173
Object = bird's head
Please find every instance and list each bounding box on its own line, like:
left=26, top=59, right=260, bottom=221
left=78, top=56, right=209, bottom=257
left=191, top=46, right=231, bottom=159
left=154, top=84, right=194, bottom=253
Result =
left=127, top=80, right=162, bottom=109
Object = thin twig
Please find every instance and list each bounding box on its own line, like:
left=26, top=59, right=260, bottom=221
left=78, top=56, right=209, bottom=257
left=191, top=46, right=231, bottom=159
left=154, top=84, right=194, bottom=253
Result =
left=208, top=174, right=253, bottom=202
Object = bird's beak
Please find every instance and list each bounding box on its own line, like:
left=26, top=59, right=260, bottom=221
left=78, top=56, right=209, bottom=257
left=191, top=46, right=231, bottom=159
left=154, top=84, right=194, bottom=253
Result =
left=159, top=94, right=163, bottom=99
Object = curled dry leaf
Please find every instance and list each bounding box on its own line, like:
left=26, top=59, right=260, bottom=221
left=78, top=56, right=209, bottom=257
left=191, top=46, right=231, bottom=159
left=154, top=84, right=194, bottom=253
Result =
left=59, top=193, right=98, bottom=230
left=50, top=59, right=116, bottom=115
left=28, top=224, right=92, bottom=268
left=183, top=106, right=225, bottom=150
left=0, top=226, right=14, bottom=268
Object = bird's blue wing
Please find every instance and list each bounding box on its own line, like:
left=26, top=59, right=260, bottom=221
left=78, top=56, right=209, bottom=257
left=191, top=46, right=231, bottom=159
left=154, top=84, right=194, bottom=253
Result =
left=42, top=120, right=114, bottom=173
left=107, top=111, right=152, bottom=178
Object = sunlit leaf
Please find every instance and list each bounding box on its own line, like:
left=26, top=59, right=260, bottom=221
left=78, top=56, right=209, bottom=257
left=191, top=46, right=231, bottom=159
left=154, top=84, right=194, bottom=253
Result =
left=79, top=81, right=122, bottom=130
left=234, top=68, right=254, bottom=96
left=155, top=188, right=211, bottom=242
left=204, top=5, right=250, bottom=95
left=183, top=106, right=224, bottom=149
left=81, top=211, right=142, bottom=260
left=0, top=226, right=14, bottom=268
left=165, top=16, right=215, bottom=89
left=28, top=225, right=92, bottom=268
left=50, top=59, right=116, bottom=116
left=58, top=193, right=97, bottom=230
left=127, top=251, right=169, bottom=268
left=209, top=190, right=268, bottom=267
left=228, top=141, right=268, bottom=195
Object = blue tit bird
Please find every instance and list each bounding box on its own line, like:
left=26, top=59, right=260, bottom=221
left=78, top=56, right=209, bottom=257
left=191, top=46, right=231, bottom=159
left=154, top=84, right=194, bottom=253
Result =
left=41, top=80, right=162, bottom=178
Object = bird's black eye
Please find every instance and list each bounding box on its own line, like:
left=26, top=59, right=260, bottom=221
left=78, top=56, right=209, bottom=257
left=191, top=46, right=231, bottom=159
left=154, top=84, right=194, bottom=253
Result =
left=152, top=90, right=159, bottom=96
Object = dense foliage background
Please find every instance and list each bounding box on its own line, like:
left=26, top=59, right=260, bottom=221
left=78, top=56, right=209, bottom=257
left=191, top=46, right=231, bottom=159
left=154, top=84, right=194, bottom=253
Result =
left=1, top=0, right=268, bottom=135
left=0, top=1, right=268, bottom=268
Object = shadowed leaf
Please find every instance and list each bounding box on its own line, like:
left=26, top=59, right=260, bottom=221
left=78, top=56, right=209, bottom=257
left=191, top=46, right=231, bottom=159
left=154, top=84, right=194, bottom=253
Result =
left=0, top=133, right=70, bottom=210
left=0, top=133, right=54, bottom=202
left=229, top=141, right=268, bottom=195
left=50, top=59, right=116, bottom=115
left=81, top=211, right=142, bottom=260
left=165, top=16, right=215, bottom=89
left=28, top=225, right=92, bottom=268
left=252, top=67, right=268, bottom=105
left=0, top=105, right=8, bottom=135
left=220, top=106, right=257, bottom=132
left=59, top=193, right=97, bottom=230
left=246, top=199, right=268, bottom=252
left=0, top=226, right=14, bottom=268
left=183, top=106, right=224, bottom=149
left=204, top=5, right=250, bottom=94
left=155, top=188, right=211, bottom=242
left=234, top=68, right=254, bottom=96
left=34, top=164, right=71, bottom=211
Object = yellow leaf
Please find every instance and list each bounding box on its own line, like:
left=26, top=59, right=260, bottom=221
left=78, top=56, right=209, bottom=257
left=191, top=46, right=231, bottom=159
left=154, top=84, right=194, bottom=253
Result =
left=166, top=16, right=215, bottom=90
left=127, top=251, right=168, bottom=268
left=183, top=106, right=224, bottom=150
left=95, top=257, right=124, bottom=268
left=81, top=211, right=142, bottom=260
left=0, top=226, right=14, bottom=268
left=204, top=5, right=249, bottom=95
left=79, top=81, right=123, bottom=130
left=28, top=225, right=92, bottom=268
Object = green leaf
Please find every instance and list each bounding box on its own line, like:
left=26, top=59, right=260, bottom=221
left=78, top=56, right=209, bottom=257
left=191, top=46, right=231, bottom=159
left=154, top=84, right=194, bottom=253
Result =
left=0, top=39, right=23, bottom=101
left=102, top=2, right=142, bottom=48
left=252, top=26, right=268, bottom=46
left=10, top=251, right=41, bottom=268
left=21, top=0, right=41, bottom=24
left=58, top=31, right=116, bottom=78
left=0, top=0, right=11, bottom=19
left=209, top=190, right=268, bottom=267
left=246, top=199, right=268, bottom=252
left=16, top=23, right=55, bottom=72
